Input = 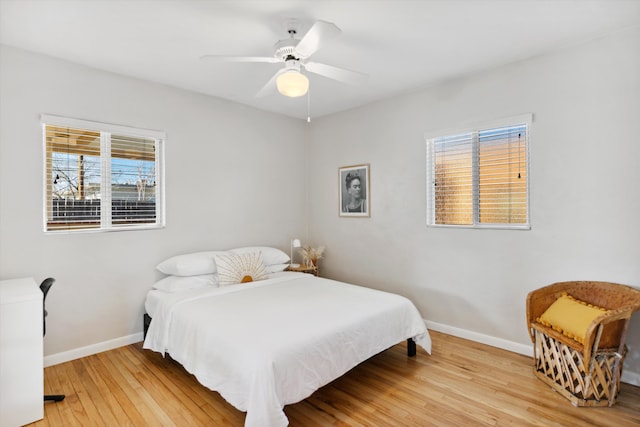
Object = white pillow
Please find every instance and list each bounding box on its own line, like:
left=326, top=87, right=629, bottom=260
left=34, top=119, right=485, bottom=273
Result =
left=156, top=251, right=228, bottom=276
left=152, top=274, right=218, bottom=292
left=230, top=246, right=289, bottom=266
left=265, top=263, right=289, bottom=273
left=216, top=252, right=268, bottom=286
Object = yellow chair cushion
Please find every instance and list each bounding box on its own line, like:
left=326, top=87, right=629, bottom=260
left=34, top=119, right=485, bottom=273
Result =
left=537, top=293, right=608, bottom=344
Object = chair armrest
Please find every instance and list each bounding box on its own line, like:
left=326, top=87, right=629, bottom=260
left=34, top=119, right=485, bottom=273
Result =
left=530, top=321, right=584, bottom=352
left=582, top=307, right=639, bottom=368
left=526, top=282, right=576, bottom=342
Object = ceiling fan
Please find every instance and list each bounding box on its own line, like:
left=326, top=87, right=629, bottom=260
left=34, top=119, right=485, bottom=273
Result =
left=201, top=20, right=368, bottom=98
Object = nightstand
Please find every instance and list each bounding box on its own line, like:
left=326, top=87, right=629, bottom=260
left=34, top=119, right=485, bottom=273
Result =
left=287, top=264, right=319, bottom=276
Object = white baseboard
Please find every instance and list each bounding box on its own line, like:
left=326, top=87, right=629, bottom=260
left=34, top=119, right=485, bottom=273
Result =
left=425, top=320, right=640, bottom=387
left=426, top=320, right=533, bottom=356
left=621, top=370, right=640, bottom=387
left=43, top=323, right=640, bottom=388
left=44, top=332, right=144, bottom=367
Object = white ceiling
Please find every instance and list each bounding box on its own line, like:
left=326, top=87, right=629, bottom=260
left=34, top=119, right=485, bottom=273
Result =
left=1, top=1, right=639, bottom=121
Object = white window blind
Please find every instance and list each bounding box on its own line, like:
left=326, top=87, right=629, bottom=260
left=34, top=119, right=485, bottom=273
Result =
left=426, top=115, right=530, bottom=229
left=42, top=115, right=165, bottom=232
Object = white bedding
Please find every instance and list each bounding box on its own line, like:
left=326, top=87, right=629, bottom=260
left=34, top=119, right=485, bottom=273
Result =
left=144, top=271, right=295, bottom=318
left=143, top=272, right=431, bottom=427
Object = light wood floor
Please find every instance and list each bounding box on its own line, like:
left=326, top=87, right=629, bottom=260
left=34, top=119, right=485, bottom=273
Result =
left=31, top=331, right=640, bottom=426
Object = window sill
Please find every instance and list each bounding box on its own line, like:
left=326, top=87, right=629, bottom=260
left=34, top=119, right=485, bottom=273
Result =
left=426, top=223, right=531, bottom=231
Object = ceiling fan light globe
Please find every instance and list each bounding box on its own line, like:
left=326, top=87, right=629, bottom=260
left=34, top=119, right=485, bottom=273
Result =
left=276, top=70, right=309, bottom=97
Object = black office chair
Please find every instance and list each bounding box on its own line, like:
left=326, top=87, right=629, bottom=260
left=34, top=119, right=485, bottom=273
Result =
left=40, top=278, right=65, bottom=403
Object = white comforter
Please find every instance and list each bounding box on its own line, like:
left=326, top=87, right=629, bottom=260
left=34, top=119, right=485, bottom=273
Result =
left=143, top=273, right=431, bottom=427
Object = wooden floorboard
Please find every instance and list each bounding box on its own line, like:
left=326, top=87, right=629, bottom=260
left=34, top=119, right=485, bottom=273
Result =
left=30, top=331, right=640, bottom=426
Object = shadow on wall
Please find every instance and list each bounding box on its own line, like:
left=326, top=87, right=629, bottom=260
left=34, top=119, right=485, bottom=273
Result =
left=622, top=315, right=640, bottom=381
left=406, top=286, right=517, bottom=341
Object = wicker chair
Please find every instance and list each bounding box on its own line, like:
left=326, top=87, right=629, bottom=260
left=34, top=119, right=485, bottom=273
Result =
left=526, top=281, right=640, bottom=407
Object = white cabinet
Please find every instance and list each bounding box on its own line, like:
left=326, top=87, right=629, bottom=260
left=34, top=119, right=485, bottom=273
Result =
left=0, top=278, right=43, bottom=426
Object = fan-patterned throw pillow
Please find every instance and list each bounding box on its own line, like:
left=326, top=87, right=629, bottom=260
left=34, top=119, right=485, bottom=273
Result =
left=216, top=252, right=268, bottom=286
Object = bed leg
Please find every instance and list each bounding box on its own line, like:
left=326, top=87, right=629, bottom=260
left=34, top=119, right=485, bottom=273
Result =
left=407, top=338, right=416, bottom=357
left=143, top=313, right=152, bottom=340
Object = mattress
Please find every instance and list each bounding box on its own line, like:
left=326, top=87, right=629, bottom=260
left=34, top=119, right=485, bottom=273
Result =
left=143, top=272, right=430, bottom=427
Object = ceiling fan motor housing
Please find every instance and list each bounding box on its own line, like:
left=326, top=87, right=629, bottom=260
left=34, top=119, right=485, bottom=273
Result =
left=273, top=39, right=301, bottom=61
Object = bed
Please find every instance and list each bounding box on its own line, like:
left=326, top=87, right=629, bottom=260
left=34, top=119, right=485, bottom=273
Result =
left=143, top=249, right=431, bottom=427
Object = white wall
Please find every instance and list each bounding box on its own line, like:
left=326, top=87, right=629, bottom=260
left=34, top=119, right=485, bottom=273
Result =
left=0, top=45, right=308, bottom=358
left=2, top=25, right=640, bottom=382
left=307, top=26, right=640, bottom=381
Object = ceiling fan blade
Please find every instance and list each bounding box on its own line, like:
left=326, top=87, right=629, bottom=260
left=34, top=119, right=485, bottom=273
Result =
left=255, top=69, right=285, bottom=98
left=294, top=20, right=341, bottom=59
left=200, top=55, right=280, bottom=64
left=304, top=62, right=369, bottom=85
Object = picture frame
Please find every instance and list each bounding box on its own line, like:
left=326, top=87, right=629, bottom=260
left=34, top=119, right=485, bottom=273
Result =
left=339, top=164, right=370, bottom=217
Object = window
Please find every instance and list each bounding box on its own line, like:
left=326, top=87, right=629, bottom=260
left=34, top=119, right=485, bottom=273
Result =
left=425, top=114, right=531, bottom=229
left=42, top=115, right=165, bottom=232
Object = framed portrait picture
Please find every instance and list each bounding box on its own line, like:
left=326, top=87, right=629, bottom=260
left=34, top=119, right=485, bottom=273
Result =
left=339, top=164, right=370, bottom=217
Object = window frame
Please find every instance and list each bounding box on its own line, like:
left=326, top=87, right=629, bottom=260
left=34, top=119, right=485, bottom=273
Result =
left=425, top=113, right=532, bottom=230
left=41, top=114, right=166, bottom=233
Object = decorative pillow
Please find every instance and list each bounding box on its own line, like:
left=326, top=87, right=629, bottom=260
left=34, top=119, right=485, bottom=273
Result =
left=152, top=274, right=218, bottom=292
left=537, top=293, right=608, bottom=344
left=265, top=263, right=289, bottom=273
left=230, top=246, right=289, bottom=266
left=216, top=252, right=268, bottom=286
left=156, top=251, right=228, bottom=276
